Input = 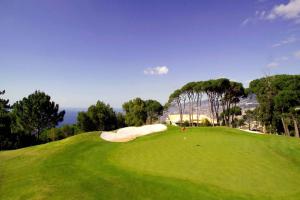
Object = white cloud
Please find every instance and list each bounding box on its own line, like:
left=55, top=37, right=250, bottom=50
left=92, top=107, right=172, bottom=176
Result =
left=144, top=66, right=169, bottom=75
left=266, top=56, right=289, bottom=69
left=241, top=18, right=251, bottom=26
left=267, top=62, right=280, bottom=68
left=266, top=0, right=300, bottom=21
left=272, top=36, right=297, bottom=47
left=294, top=50, right=300, bottom=58
left=255, top=10, right=267, bottom=19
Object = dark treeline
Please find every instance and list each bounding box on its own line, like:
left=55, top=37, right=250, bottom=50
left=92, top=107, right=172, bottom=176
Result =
left=0, top=90, right=163, bottom=150
left=0, top=90, right=65, bottom=150
left=76, top=98, right=163, bottom=131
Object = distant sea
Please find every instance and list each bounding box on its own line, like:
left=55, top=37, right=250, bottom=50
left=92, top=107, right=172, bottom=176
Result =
left=58, top=107, right=122, bottom=127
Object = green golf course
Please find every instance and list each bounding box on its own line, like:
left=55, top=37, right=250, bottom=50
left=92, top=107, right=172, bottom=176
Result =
left=1, top=126, right=300, bottom=200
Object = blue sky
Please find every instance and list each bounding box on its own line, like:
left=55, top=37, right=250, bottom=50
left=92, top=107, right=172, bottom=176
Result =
left=1, top=0, right=300, bottom=108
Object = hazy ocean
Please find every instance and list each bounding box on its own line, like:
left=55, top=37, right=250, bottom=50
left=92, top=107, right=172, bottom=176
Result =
left=58, top=107, right=122, bottom=127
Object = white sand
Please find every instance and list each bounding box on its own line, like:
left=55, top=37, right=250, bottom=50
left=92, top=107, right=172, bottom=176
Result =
left=100, top=124, right=167, bottom=142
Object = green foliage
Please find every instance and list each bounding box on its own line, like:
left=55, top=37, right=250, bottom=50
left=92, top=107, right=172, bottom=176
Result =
left=116, top=112, right=126, bottom=128
left=11, top=91, right=65, bottom=140
left=77, top=101, right=117, bottom=132
left=169, top=79, right=245, bottom=127
left=168, top=89, right=182, bottom=104
left=122, top=98, right=163, bottom=126
left=274, top=90, right=300, bottom=113
left=202, top=118, right=212, bottom=126
left=237, top=118, right=245, bottom=127
left=182, top=120, right=190, bottom=127
left=145, top=99, right=163, bottom=124
left=77, top=111, right=95, bottom=132
left=40, top=124, right=82, bottom=142
left=249, top=74, right=300, bottom=134
left=122, top=98, right=147, bottom=126
left=0, top=90, right=13, bottom=150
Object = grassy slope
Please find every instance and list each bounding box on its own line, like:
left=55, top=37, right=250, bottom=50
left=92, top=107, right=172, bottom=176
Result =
left=1, top=126, right=300, bottom=200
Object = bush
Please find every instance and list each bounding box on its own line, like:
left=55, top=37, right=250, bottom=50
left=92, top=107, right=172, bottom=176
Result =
left=202, top=119, right=212, bottom=126
left=40, top=124, right=82, bottom=142
left=182, top=120, right=190, bottom=127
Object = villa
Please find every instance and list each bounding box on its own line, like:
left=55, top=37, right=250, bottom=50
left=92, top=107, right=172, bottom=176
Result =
left=166, top=114, right=212, bottom=126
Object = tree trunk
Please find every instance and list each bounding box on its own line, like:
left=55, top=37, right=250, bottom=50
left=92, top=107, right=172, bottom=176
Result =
left=189, top=100, right=192, bottom=126
left=292, top=116, right=299, bottom=138
left=248, top=120, right=251, bottom=130
left=196, top=95, right=199, bottom=126
left=281, top=117, right=289, bottom=136
left=210, top=100, right=215, bottom=127
left=263, top=125, right=266, bottom=134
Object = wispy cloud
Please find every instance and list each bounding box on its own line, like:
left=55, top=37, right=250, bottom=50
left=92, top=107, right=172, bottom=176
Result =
left=266, top=0, right=300, bottom=22
left=275, top=56, right=289, bottom=61
left=144, top=66, right=169, bottom=75
left=272, top=36, right=297, bottom=47
left=267, top=62, right=280, bottom=68
left=241, top=18, right=251, bottom=26
left=243, top=0, right=300, bottom=27
left=266, top=55, right=290, bottom=69
left=256, top=10, right=267, bottom=19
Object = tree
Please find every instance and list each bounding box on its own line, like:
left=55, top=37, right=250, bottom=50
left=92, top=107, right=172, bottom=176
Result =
left=243, top=109, right=256, bottom=130
left=11, top=91, right=65, bottom=141
left=230, top=106, right=242, bottom=127
left=168, top=79, right=243, bottom=127
left=116, top=112, right=126, bottom=128
left=168, top=89, right=186, bottom=125
left=77, top=101, right=117, bottom=131
left=122, top=98, right=147, bottom=126
left=40, top=124, right=80, bottom=142
left=0, top=90, right=13, bottom=150
left=77, top=112, right=95, bottom=132
left=181, top=82, right=197, bottom=126
left=221, top=81, right=245, bottom=126
left=194, top=81, right=204, bottom=126
left=145, top=100, right=163, bottom=124
left=202, top=79, right=231, bottom=126
left=202, top=80, right=216, bottom=126
left=250, top=74, right=300, bottom=135
left=274, top=90, right=300, bottom=136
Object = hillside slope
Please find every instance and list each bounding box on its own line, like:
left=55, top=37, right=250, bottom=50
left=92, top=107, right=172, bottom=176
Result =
left=1, top=127, right=300, bottom=200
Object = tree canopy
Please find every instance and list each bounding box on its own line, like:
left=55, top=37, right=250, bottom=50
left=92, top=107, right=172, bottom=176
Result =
left=168, top=79, right=245, bottom=127
left=77, top=101, right=117, bottom=132
left=123, top=98, right=163, bottom=126
left=0, top=90, right=12, bottom=150
left=249, top=74, right=300, bottom=135
left=11, top=91, right=65, bottom=140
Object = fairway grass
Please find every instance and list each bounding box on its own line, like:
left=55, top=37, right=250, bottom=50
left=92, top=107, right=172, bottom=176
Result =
left=1, top=126, right=300, bottom=200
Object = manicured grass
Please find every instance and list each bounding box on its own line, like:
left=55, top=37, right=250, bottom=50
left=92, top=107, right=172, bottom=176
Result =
left=1, top=126, right=300, bottom=199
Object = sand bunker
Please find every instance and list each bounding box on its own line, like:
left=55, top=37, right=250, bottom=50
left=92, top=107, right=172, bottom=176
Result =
left=101, top=124, right=167, bottom=142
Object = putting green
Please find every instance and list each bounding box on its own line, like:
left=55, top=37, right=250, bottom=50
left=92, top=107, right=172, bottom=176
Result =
left=1, top=126, right=300, bottom=199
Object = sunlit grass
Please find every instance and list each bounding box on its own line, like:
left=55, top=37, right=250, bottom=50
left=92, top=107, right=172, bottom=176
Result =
left=1, top=126, right=300, bottom=199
